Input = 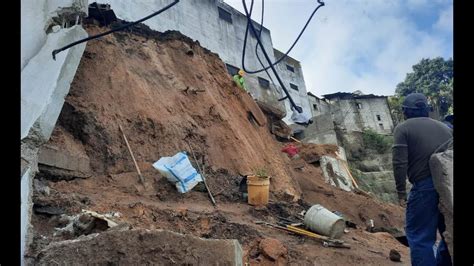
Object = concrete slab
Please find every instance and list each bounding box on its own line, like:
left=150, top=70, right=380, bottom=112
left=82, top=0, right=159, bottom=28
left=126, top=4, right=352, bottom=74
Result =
left=36, top=229, right=243, bottom=265
left=320, top=156, right=354, bottom=192
left=38, top=145, right=91, bottom=174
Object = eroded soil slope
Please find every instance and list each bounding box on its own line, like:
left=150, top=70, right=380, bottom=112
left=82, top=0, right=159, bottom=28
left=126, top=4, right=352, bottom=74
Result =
left=29, top=23, right=409, bottom=265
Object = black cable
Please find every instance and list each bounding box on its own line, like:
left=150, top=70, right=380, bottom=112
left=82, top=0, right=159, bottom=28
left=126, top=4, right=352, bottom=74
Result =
left=253, top=0, right=278, bottom=90
left=241, top=0, right=302, bottom=113
left=52, top=0, right=180, bottom=60
left=243, top=0, right=325, bottom=74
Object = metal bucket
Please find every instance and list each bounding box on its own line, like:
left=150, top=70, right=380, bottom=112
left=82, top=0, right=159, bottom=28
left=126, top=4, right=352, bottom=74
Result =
left=304, top=204, right=345, bottom=239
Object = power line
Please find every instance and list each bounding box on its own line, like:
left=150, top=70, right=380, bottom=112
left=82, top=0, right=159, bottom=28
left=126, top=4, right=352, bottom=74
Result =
left=243, top=0, right=325, bottom=74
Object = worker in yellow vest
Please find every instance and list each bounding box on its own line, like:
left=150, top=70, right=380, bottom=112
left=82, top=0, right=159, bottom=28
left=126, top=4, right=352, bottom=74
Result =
left=233, top=69, right=248, bottom=92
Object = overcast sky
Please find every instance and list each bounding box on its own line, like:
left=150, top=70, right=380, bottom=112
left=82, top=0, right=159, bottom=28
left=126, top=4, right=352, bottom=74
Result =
left=224, top=0, right=453, bottom=97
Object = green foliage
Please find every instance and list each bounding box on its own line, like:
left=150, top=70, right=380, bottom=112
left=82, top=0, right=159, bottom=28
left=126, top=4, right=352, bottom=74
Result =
left=388, top=96, right=405, bottom=125
left=254, top=167, right=269, bottom=178
left=395, top=57, right=453, bottom=118
left=362, top=128, right=393, bottom=154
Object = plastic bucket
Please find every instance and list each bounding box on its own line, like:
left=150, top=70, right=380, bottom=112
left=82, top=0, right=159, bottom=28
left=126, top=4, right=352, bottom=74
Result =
left=247, top=175, right=270, bottom=206
left=304, top=204, right=346, bottom=239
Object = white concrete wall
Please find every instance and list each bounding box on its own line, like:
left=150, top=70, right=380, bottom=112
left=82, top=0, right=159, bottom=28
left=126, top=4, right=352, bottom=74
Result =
left=103, top=0, right=286, bottom=110
left=21, top=1, right=88, bottom=264
left=356, top=98, right=394, bottom=134
left=331, top=99, right=361, bottom=132
left=308, top=95, right=331, bottom=118
left=330, top=97, right=394, bottom=135
left=21, top=26, right=88, bottom=140
left=21, top=0, right=88, bottom=70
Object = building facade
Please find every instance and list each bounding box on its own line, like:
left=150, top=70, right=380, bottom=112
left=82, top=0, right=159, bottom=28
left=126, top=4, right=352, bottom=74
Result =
left=307, top=92, right=331, bottom=118
left=323, top=92, right=394, bottom=135
left=273, top=49, right=313, bottom=124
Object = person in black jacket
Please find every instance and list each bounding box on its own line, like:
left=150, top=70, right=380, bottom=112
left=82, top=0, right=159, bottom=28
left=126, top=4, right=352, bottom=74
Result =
left=392, top=93, right=452, bottom=266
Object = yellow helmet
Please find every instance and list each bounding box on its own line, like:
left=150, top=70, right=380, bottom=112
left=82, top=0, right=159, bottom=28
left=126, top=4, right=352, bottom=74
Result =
left=238, top=69, right=245, bottom=76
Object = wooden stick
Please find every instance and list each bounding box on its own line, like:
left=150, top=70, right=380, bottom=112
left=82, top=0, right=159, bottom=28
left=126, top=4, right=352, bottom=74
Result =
left=119, top=124, right=145, bottom=185
left=341, top=161, right=359, bottom=189
left=290, top=136, right=302, bottom=143
left=334, top=151, right=360, bottom=190
left=186, top=142, right=216, bottom=206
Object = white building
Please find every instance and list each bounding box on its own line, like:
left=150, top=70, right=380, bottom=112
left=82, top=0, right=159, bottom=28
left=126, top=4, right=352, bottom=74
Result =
left=323, top=92, right=395, bottom=135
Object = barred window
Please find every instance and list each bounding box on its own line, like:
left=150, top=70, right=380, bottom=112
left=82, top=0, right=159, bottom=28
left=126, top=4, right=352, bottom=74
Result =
left=290, top=83, right=299, bottom=91
left=258, top=77, right=270, bottom=89
left=218, top=7, right=232, bottom=23
left=286, top=64, right=295, bottom=72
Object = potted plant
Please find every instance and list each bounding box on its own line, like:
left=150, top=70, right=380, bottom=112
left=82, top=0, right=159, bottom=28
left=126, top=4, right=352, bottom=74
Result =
left=247, top=167, right=270, bottom=206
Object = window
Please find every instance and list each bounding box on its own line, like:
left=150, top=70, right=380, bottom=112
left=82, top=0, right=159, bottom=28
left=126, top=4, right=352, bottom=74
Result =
left=225, top=64, right=239, bottom=76
left=286, top=64, right=295, bottom=73
left=379, top=123, right=384, bottom=130
left=313, top=104, right=318, bottom=111
left=356, top=103, right=362, bottom=109
left=258, top=77, right=270, bottom=89
left=218, top=7, right=232, bottom=23
left=249, top=24, right=262, bottom=38
left=376, top=115, right=381, bottom=121
left=290, top=83, right=299, bottom=91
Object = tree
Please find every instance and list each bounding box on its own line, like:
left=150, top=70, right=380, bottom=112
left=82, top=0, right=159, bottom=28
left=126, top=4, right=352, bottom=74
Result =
left=395, top=57, right=453, bottom=118
left=388, top=96, right=405, bottom=125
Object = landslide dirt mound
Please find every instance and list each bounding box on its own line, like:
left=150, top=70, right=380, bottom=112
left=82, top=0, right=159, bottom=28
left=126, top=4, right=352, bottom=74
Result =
left=297, top=143, right=339, bottom=163
left=28, top=22, right=409, bottom=265
left=57, top=24, right=300, bottom=199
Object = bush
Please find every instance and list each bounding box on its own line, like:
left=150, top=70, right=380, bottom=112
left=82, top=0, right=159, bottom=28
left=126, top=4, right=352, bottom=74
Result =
left=362, top=128, right=393, bottom=154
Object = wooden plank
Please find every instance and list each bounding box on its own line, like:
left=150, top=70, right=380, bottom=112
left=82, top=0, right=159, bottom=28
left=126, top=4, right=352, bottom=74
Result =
left=239, top=94, right=267, bottom=127
left=255, top=100, right=286, bottom=119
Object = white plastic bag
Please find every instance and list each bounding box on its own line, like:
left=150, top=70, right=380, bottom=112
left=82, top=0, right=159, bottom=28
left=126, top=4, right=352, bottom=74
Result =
left=153, top=152, right=203, bottom=193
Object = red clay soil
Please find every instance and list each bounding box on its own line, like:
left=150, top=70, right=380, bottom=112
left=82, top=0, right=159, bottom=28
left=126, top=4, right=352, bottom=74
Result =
left=28, top=23, right=409, bottom=265
left=297, top=143, right=340, bottom=163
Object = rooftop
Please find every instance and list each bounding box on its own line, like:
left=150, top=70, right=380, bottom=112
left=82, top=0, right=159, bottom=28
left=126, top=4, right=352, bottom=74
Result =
left=322, top=92, right=387, bottom=100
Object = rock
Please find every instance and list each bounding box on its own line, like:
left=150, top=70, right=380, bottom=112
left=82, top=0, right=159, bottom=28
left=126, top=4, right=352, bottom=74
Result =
left=36, top=229, right=243, bottom=265
left=259, top=238, right=287, bottom=261
left=389, top=249, right=401, bottom=262
left=33, top=204, right=65, bottom=216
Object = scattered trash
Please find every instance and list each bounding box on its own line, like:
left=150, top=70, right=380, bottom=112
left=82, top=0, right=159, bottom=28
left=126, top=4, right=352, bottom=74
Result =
left=82, top=210, right=119, bottom=228
left=332, top=210, right=357, bottom=229
left=239, top=176, right=248, bottom=201
left=345, top=220, right=357, bottom=229
left=366, top=219, right=375, bottom=232
left=389, top=249, right=401, bottom=262
left=255, top=221, right=350, bottom=249
left=153, top=152, right=203, bottom=193
left=281, top=143, right=299, bottom=158
left=54, top=210, right=119, bottom=237
left=304, top=204, right=346, bottom=239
